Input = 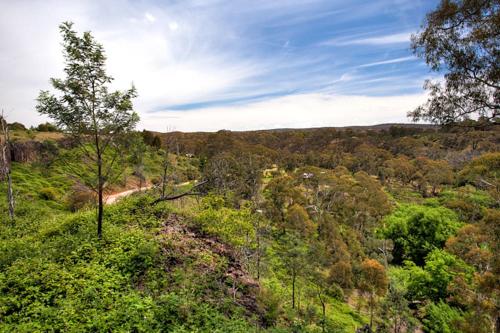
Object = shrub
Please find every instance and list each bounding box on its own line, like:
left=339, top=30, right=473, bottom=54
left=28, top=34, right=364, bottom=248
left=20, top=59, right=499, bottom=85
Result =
left=380, top=205, right=462, bottom=265
left=39, top=187, right=59, bottom=201
left=423, top=301, right=463, bottom=333
left=67, top=186, right=95, bottom=211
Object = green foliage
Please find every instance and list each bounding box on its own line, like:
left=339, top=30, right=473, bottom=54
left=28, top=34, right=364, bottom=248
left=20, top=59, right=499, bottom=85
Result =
left=0, top=195, right=259, bottom=332
left=381, top=204, right=462, bottom=265
left=423, top=301, right=464, bottom=333
left=2, top=105, right=499, bottom=331
left=399, top=249, right=473, bottom=302
left=410, top=0, right=498, bottom=125
left=196, top=198, right=255, bottom=247
left=38, top=186, right=59, bottom=200
left=36, top=122, right=60, bottom=132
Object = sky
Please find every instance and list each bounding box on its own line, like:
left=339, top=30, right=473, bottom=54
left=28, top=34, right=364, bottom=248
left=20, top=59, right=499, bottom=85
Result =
left=0, top=0, right=440, bottom=132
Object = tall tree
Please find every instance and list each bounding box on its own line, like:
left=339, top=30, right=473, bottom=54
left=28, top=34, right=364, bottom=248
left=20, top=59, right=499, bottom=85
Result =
left=409, top=0, right=499, bottom=125
left=37, top=22, right=139, bottom=238
left=358, top=259, right=388, bottom=330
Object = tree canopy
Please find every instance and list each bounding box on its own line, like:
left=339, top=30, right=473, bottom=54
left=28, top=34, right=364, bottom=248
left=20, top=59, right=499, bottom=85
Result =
left=410, top=0, right=499, bottom=125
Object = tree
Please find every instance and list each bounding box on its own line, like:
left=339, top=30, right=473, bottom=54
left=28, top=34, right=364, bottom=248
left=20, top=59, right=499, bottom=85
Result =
left=384, top=156, right=416, bottom=185
left=358, top=259, right=388, bottom=330
left=414, top=157, right=454, bottom=196
left=459, top=152, right=500, bottom=204
left=381, top=204, right=462, bottom=265
left=36, top=22, right=139, bottom=238
left=422, top=301, right=464, bottom=333
left=36, top=122, right=60, bottom=132
left=0, top=112, right=15, bottom=221
left=285, top=203, right=315, bottom=236
left=378, top=283, right=416, bottom=333
left=409, top=0, right=499, bottom=125
left=277, top=233, right=309, bottom=310
left=403, top=249, right=474, bottom=302
left=128, top=134, right=147, bottom=190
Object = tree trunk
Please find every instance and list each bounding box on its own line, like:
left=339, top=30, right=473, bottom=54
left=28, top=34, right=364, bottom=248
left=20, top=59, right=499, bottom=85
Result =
left=256, top=218, right=261, bottom=281
left=97, top=157, right=103, bottom=239
left=161, top=161, right=168, bottom=198
left=369, top=293, right=374, bottom=329
left=6, top=171, right=14, bottom=221
left=319, top=291, right=326, bottom=333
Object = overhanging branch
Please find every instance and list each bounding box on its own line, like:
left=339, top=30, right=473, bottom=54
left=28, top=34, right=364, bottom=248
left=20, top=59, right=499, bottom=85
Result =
left=151, top=180, right=208, bottom=205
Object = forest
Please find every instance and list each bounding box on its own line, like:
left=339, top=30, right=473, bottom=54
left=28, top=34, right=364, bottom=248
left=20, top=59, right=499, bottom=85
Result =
left=0, top=0, right=499, bottom=332
left=0, top=120, right=498, bottom=332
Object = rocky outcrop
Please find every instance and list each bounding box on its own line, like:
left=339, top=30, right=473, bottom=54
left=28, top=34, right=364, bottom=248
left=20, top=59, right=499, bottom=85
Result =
left=10, top=141, right=43, bottom=163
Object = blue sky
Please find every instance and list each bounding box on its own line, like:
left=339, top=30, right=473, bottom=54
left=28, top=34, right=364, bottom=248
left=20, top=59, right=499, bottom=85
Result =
left=0, top=0, right=439, bottom=131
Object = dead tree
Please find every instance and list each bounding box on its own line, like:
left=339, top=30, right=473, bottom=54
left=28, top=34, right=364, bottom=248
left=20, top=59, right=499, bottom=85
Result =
left=0, top=112, right=14, bottom=221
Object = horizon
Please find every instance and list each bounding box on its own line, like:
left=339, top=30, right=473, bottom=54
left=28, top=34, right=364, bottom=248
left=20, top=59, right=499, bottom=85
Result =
left=1, top=0, right=439, bottom=131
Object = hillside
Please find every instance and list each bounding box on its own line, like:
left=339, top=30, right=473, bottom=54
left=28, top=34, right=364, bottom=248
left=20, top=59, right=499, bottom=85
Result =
left=0, top=124, right=498, bottom=332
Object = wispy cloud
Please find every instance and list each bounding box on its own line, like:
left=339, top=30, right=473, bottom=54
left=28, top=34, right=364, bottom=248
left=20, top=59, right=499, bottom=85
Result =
left=358, top=56, right=415, bottom=68
left=322, top=32, right=413, bottom=46
left=141, top=92, right=428, bottom=132
left=0, top=0, right=439, bottom=130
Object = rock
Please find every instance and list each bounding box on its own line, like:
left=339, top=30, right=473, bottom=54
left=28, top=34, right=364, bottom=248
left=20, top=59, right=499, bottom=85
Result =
left=10, top=141, right=43, bottom=163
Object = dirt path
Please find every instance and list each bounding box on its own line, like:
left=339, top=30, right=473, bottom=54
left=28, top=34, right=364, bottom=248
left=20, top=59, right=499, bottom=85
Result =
left=105, top=185, right=154, bottom=204
left=105, top=181, right=193, bottom=204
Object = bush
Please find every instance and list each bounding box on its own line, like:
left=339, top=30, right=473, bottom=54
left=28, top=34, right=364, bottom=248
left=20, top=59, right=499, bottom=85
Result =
left=39, top=187, right=58, bottom=201
left=67, top=187, right=95, bottom=211
left=423, top=301, right=463, bottom=333
left=380, top=205, right=462, bottom=265
left=36, top=122, right=59, bottom=132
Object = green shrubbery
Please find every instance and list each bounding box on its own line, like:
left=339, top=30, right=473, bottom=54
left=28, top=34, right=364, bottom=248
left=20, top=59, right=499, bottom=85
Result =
left=380, top=205, right=462, bottom=265
left=0, top=195, right=259, bottom=332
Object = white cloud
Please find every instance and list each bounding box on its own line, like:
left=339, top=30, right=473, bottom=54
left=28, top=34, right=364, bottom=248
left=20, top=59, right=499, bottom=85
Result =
left=169, top=21, right=179, bottom=31
left=358, top=56, right=415, bottom=68
left=139, top=92, right=427, bottom=132
left=324, top=32, right=413, bottom=46
left=144, top=12, right=156, bottom=23
left=0, top=0, right=266, bottom=127
left=0, top=0, right=431, bottom=131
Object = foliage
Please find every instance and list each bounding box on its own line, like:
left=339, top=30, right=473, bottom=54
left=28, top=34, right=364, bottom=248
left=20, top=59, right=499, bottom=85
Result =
left=401, top=249, right=474, bottom=302
left=377, top=282, right=417, bottom=333
left=196, top=197, right=255, bottom=247
left=2, top=107, right=499, bottom=331
left=381, top=204, right=462, bottom=265
left=410, top=0, right=499, bottom=125
left=36, top=122, right=60, bottom=132
left=38, top=186, right=59, bottom=201
left=459, top=152, right=500, bottom=203
left=423, top=301, right=464, bottom=333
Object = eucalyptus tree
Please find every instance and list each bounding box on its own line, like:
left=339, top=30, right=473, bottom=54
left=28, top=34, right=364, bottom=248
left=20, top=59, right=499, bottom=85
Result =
left=410, top=0, right=499, bottom=125
left=37, top=22, right=139, bottom=238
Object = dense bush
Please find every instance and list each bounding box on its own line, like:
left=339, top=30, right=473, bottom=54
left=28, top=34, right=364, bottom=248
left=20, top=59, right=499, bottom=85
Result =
left=423, top=301, right=463, bottom=333
left=380, top=205, right=462, bottom=265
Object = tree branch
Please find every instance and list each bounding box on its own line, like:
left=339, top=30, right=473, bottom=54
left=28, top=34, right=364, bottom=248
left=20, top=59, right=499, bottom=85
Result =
left=151, top=180, right=208, bottom=205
